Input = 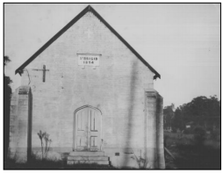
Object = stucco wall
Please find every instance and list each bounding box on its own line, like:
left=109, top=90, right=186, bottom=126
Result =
left=10, top=11, right=165, bottom=168
left=21, top=11, right=154, bottom=152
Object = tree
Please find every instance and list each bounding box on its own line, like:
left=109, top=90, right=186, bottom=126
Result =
left=172, top=96, right=220, bottom=133
left=171, top=107, right=184, bottom=132
left=4, top=56, right=12, bottom=157
left=163, top=103, right=174, bottom=130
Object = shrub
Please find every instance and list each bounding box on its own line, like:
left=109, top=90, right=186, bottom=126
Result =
left=193, top=127, right=206, bottom=146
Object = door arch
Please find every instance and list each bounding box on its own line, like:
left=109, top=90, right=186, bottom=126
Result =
left=73, top=105, right=102, bottom=151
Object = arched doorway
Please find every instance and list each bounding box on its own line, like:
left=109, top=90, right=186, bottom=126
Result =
left=73, top=105, right=102, bottom=152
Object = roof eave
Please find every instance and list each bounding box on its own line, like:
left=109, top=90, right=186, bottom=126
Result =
left=15, top=5, right=161, bottom=79
left=15, top=5, right=91, bottom=75
left=90, top=6, right=161, bottom=79
left=154, top=73, right=161, bottom=80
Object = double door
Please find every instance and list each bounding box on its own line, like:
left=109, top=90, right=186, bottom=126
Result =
left=74, top=107, right=101, bottom=151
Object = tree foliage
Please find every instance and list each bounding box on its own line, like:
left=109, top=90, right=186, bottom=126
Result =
left=165, top=96, right=220, bottom=132
left=4, top=56, right=12, bottom=156
left=177, top=96, right=219, bottom=120
left=163, top=103, right=174, bottom=130
left=172, top=108, right=184, bottom=131
left=4, top=56, right=11, bottom=66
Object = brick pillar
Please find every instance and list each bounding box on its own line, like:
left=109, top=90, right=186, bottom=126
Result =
left=145, top=89, right=165, bottom=169
left=9, top=86, right=32, bottom=163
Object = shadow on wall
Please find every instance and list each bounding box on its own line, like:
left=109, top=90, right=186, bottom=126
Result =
left=123, top=60, right=138, bottom=166
left=122, top=60, right=164, bottom=168
left=27, top=89, right=33, bottom=162
left=155, top=94, right=163, bottom=168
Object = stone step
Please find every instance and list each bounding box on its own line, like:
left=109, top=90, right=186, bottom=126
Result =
left=67, top=160, right=109, bottom=165
left=69, top=151, right=105, bottom=156
left=67, top=152, right=110, bottom=166
left=67, top=155, right=109, bottom=161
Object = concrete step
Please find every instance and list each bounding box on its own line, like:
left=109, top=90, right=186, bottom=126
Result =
left=67, top=155, right=109, bottom=161
left=67, top=152, right=110, bottom=166
left=67, top=160, right=109, bottom=165
left=69, top=151, right=105, bottom=156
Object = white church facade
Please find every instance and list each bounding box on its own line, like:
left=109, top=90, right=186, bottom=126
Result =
left=9, top=5, right=165, bottom=169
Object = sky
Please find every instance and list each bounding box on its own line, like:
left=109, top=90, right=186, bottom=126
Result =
left=4, top=4, right=220, bottom=107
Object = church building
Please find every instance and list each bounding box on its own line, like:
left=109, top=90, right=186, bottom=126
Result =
left=9, top=5, right=165, bottom=169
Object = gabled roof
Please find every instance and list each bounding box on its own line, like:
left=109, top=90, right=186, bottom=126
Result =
left=15, top=5, right=160, bottom=79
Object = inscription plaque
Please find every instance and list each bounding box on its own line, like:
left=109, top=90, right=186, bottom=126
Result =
left=77, top=54, right=100, bottom=67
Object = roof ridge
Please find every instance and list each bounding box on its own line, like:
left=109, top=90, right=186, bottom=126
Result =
left=15, top=5, right=160, bottom=79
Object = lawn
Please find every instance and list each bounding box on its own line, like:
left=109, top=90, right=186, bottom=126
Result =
left=164, top=131, right=220, bottom=170
left=4, top=158, right=116, bottom=170
left=5, top=131, right=220, bottom=170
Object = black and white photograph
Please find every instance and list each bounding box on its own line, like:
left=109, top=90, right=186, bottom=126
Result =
left=4, top=3, right=220, bottom=170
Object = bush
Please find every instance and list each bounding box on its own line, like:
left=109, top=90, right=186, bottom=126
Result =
left=210, top=130, right=220, bottom=141
left=193, top=127, right=206, bottom=146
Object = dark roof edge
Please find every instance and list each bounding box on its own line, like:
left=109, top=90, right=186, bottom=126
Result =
left=15, top=5, right=91, bottom=75
left=15, top=5, right=160, bottom=79
left=90, top=6, right=160, bottom=79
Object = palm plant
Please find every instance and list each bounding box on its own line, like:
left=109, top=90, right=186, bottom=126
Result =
left=37, top=130, right=52, bottom=159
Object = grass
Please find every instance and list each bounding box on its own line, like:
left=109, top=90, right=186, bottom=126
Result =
left=164, top=132, right=220, bottom=170
left=174, top=144, right=220, bottom=169
left=4, top=157, right=116, bottom=170
left=5, top=131, right=220, bottom=170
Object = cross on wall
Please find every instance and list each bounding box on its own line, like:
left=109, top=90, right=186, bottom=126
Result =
left=32, top=65, right=49, bottom=82
left=85, top=29, right=93, bottom=39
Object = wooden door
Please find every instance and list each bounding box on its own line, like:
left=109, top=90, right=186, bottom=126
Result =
left=76, top=108, right=89, bottom=151
left=89, top=109, right=101, bottom=151
left=75, top=107, right=101, bottom=151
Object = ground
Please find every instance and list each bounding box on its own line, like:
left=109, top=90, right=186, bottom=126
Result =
left=164, top=131, right=220, bottom=169
left=5, top=131, right=220, bottom=170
